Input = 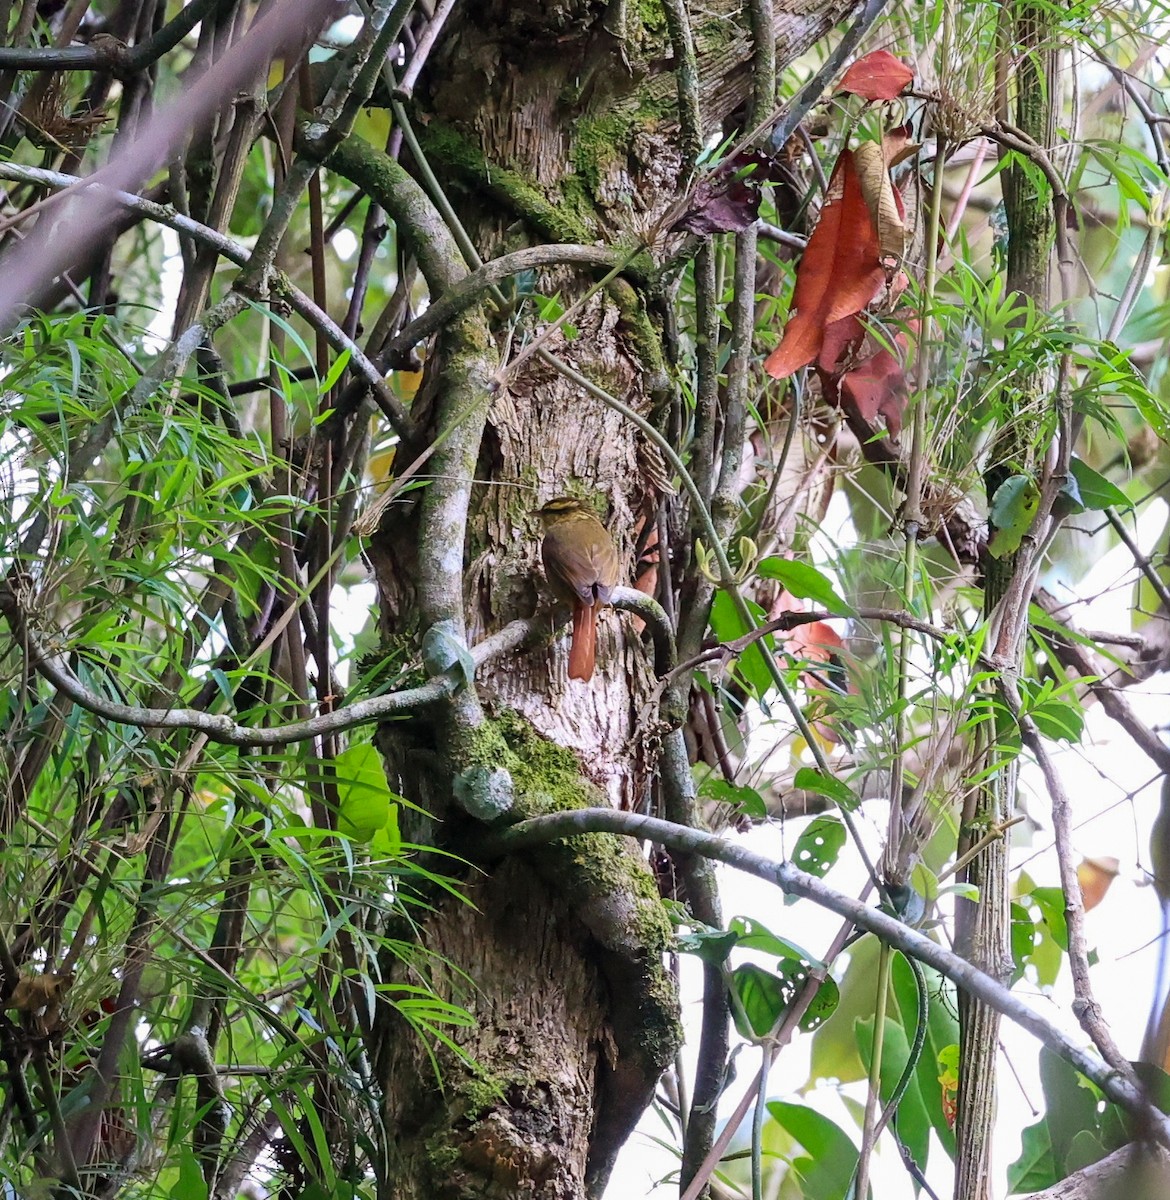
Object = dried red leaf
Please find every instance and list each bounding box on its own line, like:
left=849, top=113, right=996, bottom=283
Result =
left=841, top=335, right=909, bottom=437
left=674, top=177, right=760, bottom=234
left=837, top=49, right=914, bottom=102
left=628, top=521, right=659, bottom=633
left=817, top=313, right=865, bottom=374
left=764, top=150, right=886, bottom=380
left=770, top=593, right=854, bottom=743
left=1077, top=856, right=1119, bottom=912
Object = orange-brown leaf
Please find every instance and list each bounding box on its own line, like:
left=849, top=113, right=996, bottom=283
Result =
left=764, top=151, right=886, bottom=380
left=841, top=335, right=909, bottom=437
left=1077, top=856, right=1119, bottom=912
left=837, top=50, right=914, bottom=101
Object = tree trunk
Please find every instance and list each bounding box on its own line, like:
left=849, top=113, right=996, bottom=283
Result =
left=954, top=3, right=1056, bottom=1196
left=356, top=1, right=856, bottom=1196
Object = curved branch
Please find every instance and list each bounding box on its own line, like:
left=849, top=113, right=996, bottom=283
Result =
left=610, top=586, right=677, bottom=676
left=0, top=586, right=535, bottom=746
left=489, top=807, right=1170, bottom=1146
left=380, top=244, right=636, bottom=362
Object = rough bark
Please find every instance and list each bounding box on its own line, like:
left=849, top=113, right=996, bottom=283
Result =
left=954, top=3, right=1056, bottom=1197
left=361, top=1, right=857, bottom=1196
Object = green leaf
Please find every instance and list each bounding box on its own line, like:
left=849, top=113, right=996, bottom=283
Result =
left=730, top=963, right=785, bottom=1038
left=729, top=954, right=838, bottom=1038
left=792, top=767, right=859, bottom=811
left=767, top=1101, right=858, bottom=1198
left=320, top=348, right=352, bottom=394
left=1069, top=457, right=1131, bottom=511
left=794, top=968, right=840, bottom=1032
left=1029, top=886, right=1070, bottom=955
left=756, top=557, right=855, bottom=615
left=890, top=955, right=958, bottom=1158
left=171, top=1149, right=209, bottom=1200
left=728, top=917, right=820, bottom=964
left=1008, top=1118, right=1057, bottom=1193
left=1065, top=1129, right=1108, bottom=1175
left=1039, top=1046, right=1100, bottom=1170
left=333, top=744, right=398, bottom=841
left=699, top=777, right=766, bottom=819
left=676, top=925, right=739, bottom=965
left=855, top=1015, right=931, bottom=1172
left=988, top=474, right=1041, bottom=558
left=1026, top=695, right=1085, bottom=742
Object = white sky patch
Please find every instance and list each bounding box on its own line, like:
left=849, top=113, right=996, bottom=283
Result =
left=333, top=227, right=359, bottom=262
left=143, top=225, right=183, bottom=353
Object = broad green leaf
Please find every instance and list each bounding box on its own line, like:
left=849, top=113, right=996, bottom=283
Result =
left=333, top=744, right=398, bottom=841
left=808, top=937, right=880, bottom=1085
left=855, top=1014, right=931, bottom=1172
left=890, top=955, right=958, bottom=1158
left=730, top=963, right=786, bottom=1038
left=988, top=474, right=1040, bottom=558
left=1069, top=457, right=1131, bottom=511
left=1008, top=1118, right=1057, bottom=1194
left=792, top=767, right=859, bottom=811
left=709, top=591, right=773, bottom=701
left=1039, top=1047, right=1099, bottom=1170
left=790, top=816, right=847, bottom=881
left=1030, top=886, right=1070, bottom=953
left=1026, top=695, right=1085, bottom=743
left=767, top=1101, right=858, bottom=1199
left=757, top=556, right=855, bottom=615
left=676, top=925, right=739, bottom=965
left=700, top=777, right=767, bottom=819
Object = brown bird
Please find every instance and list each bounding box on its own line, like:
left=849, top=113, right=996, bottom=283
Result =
left=539, top=496, right=620, bottom=682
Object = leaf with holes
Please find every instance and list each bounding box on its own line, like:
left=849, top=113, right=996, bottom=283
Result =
left=790, top=816, right=847, bottom=881
left=729, top=916, right=821, bottom=966
left=730, top=961, right=838, bottom=1038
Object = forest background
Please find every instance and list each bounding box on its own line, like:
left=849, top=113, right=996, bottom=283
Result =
left=2, top=1, right=1170, bottom=1199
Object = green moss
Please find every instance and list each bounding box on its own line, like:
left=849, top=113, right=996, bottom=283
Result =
left=423, top=1135, right=460, bottom=1178
left=496, top=709, right=602, bottom=814
left=460, top=1071, right=508, bottom=1121
left=607, top=276, right=669, bottom=397
left=571, top=111, right=635, bottom=195
left=638, top=968, right=685, bottom=1068
left=458, top=718, right=514, bottom=773
left=418, top=121, right=598, bottom=244
left=636, top=0, right=667, bottom=33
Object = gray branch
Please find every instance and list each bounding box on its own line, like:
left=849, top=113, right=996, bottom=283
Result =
left=490, top=807, right=1170, bottom=1146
